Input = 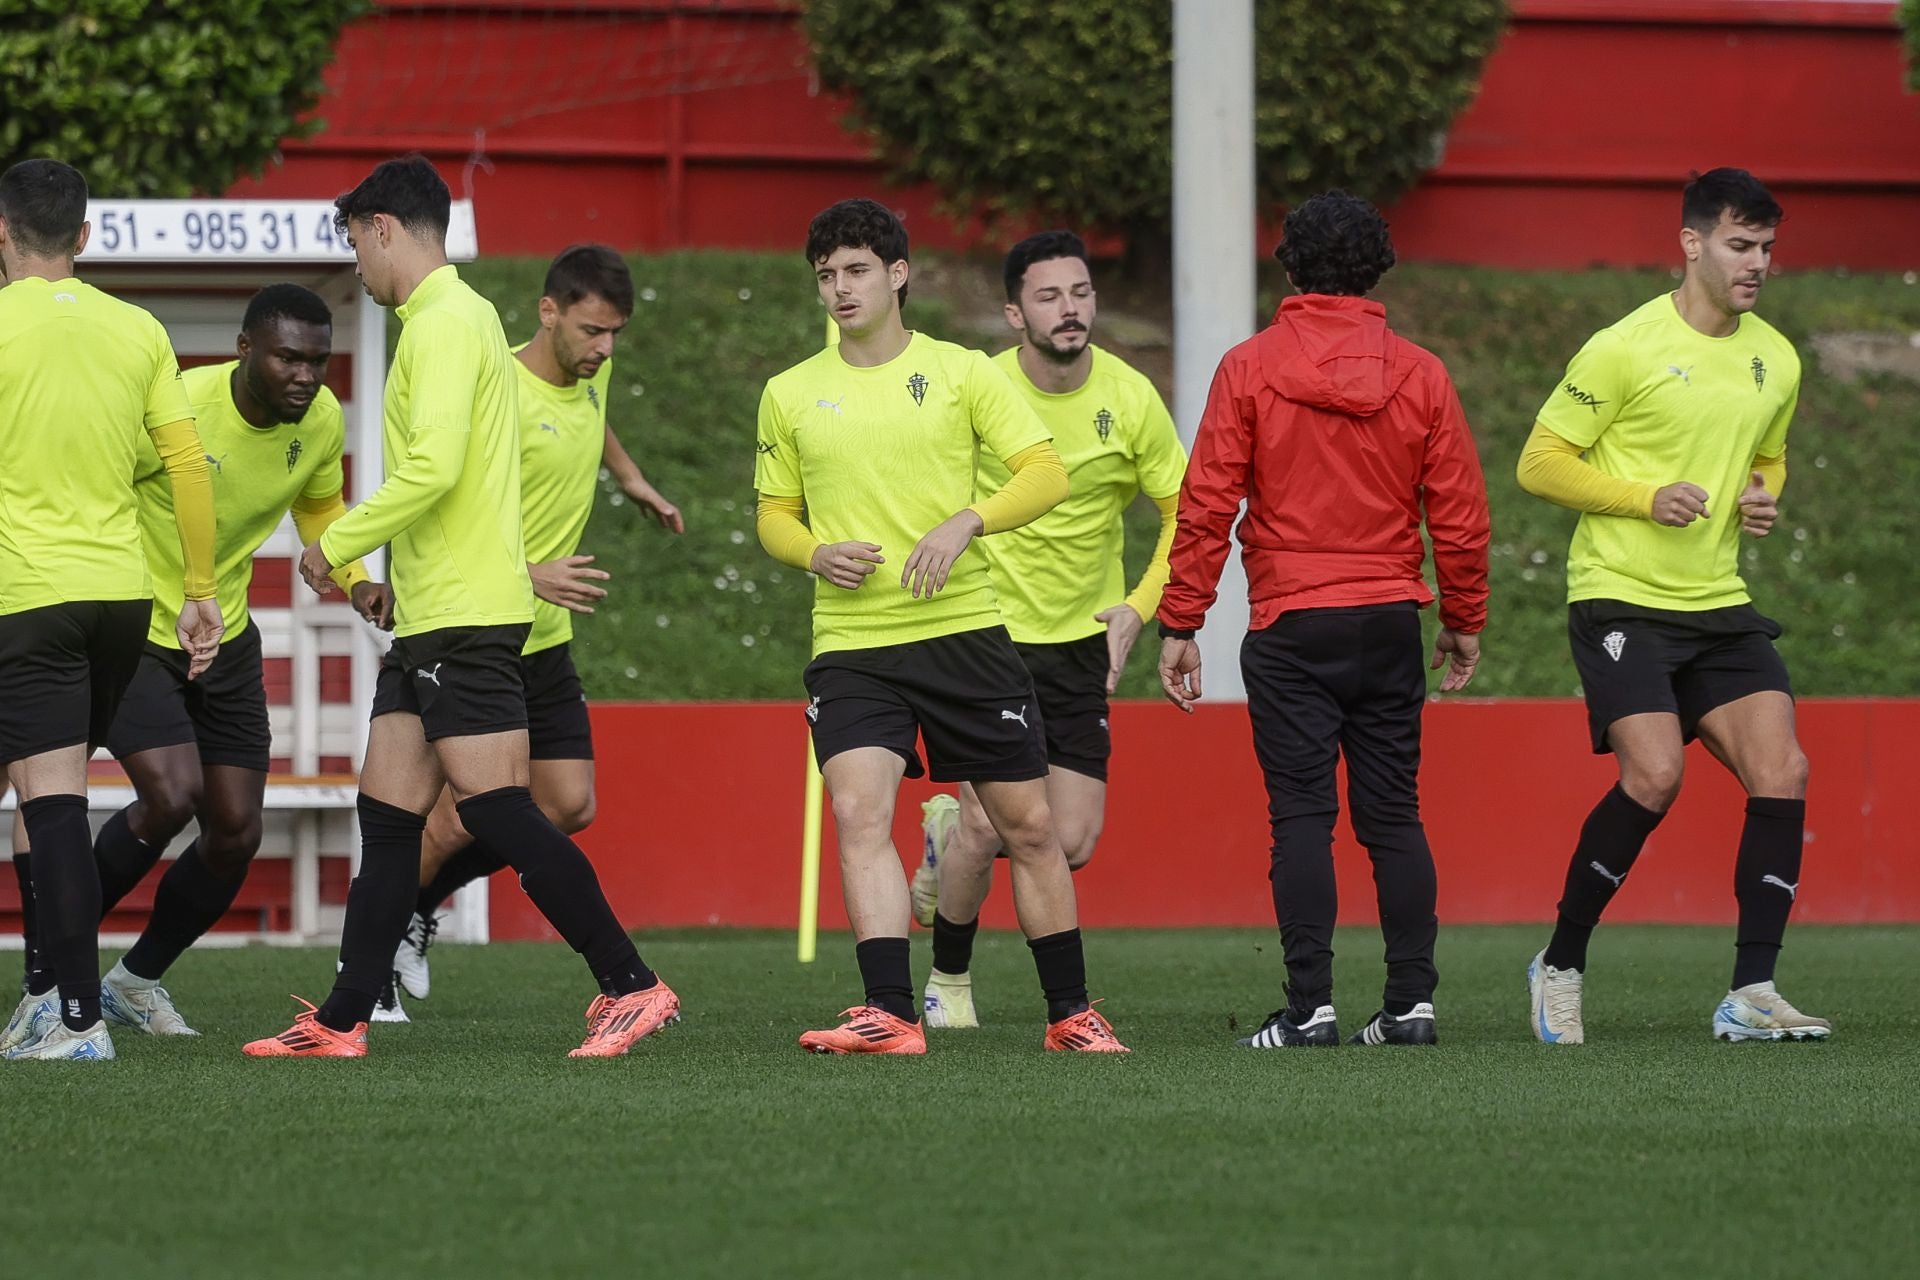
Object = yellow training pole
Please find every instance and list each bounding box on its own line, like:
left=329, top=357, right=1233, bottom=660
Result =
left=797, top=310, right=840, bottom=963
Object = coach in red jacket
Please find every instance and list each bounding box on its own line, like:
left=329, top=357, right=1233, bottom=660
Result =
left=1157, top=191, right=1490, bottom=1050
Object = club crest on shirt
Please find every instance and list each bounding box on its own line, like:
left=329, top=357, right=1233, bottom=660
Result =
left=907, top=372, right=928, bottom=406
left=1094, top=407, right=1114, bottom=443
left=285, top=439, right=303, bottom=473
left=1750, top=356, right=1766, bottom=391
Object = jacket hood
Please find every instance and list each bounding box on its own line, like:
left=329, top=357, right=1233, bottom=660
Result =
left=1258, top=294, right=1411, bottom=416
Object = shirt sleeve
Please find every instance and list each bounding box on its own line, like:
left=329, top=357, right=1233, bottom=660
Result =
left=1534, top=328, right=1630, bottom=450
left=1756, top=352, right=1799, bottom=460
left=1131, top=381, right=1189, bottom=499
left=143, top=322, right=193, bottom=430
left=1158, top=356, right=1252, bottom=633
left=1420, top=371, right=1492, bottom=635
left=966, top=350, right=1051, bottom=465
left=753, top=383, right=803, bottom=498
left=302, top=404, right=348, bottom=502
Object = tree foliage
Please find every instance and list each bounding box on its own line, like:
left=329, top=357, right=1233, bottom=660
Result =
left=0, top=0, right=367, bottom=197
left=803, top=0, right=1509, bottom=235
left=1902, top=0, right=1919, bottom=91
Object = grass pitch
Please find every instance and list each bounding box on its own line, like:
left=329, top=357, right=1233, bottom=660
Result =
left=1, top=925, right=1912, bottom=1279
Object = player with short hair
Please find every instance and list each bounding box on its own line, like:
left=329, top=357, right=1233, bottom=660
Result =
left=756, top=198, right=1126, bottom=1054
left=907, top=230, right=1185, bottom=1029
left=0, top=158, right=221, bottom=1061
left=243, top=155, right=678, bottom=1058
left=389, top=243, right=684, bottom=1006
left=1519, top=168, right=1825, bottom=1045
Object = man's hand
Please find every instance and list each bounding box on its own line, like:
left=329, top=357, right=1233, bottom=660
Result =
left=350, top=580, right=395, bottom=630
left=1651, top=481, right=1710, bottom=528
left=624, top=479, right=685, bottom=534
left=1158, top=637, right=1202, bottom=713
left=902, top=511, right=983, bottom=599
left=811, top=541, right=885, bottom=590
left=177, top=598, right=225, bottom=681
left=1430, top=627, right=1481, bottom=693
left=1738, top=471, right=1778, bottom=537
left=530, top=554, right=611, bottom=614
left=1094, top=603, right=1145, bottom=695
left=298, top=540, right=338, bottom=596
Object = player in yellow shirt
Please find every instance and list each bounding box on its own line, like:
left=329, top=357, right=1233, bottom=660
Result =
left=1517, top=169, right=1826, bottom=1045
left=756, top=199, right=1126, bottom=1054
left=908, top=231, right=1186, bottom=1028
left=389, top=244, right=684, bottom=1008
left=243, top=156, right=678, bottom=1059
left=0, top=159, right=221, bottom=1062
left=58, top=286, right=383, bottom=1036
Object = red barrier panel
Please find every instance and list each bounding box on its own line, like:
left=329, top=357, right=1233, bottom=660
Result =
left=491, top=698, right=1920, bottom=939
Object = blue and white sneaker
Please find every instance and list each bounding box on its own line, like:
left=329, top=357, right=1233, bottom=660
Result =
left=1527, top=950, right=1585, bottom=1045
left=1, top=987, right=60, bottom=1055
left=5, top=1018, right=115, bottom=1061
left=912, top=795, right=960, bottom=929
left=102, top=963, right=199, bottom=1036
left=1712, top=983, right=1831, bottom=1042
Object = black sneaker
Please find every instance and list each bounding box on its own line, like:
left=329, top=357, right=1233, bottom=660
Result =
left=1237, top=1004, right=1339, bottom=1048
left=1348, top=1002, right=1437, bottom=1046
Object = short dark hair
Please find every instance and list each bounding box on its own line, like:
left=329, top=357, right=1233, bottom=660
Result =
left=1273, top=191, right=1396, bottom=297
left=332, top=154, right=451, bottom=239
left=543, top=243, right=635, bottom=316
left=1682, top=168, right=1782, bottom=233
left=243, top=284, right=332, bottom=334
left=1003, top=230, right=1089, bottom=303
left=0, top=159, right=88, bottom=258
left=805, top=198, right=910, bottom=308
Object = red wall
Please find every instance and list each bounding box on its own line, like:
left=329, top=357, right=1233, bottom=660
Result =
left=491, top=698, right=1920, bottom=939
left=231, top=0, right=1920, bottom=269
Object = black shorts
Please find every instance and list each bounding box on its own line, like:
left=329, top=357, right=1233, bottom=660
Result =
left=1013, top=634, right=1112, bottom=782
left=523, top=643, right=593, bottom=761
left=0, top=599, right=150, bottom=765
left=371, top=624, right=531, bottom=743
left=1569, top=599, right=1793, bottom=755
left=105, top=620, right=272, bottom=771
left=803, top=626, right=1049, bottom=784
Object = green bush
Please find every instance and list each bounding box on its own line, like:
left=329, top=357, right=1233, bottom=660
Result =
left=802, top=0, right=1508, bottom=236
left=0, top=0, right=366, bottom=197
left=1903, top=0, right=1920, bottom=91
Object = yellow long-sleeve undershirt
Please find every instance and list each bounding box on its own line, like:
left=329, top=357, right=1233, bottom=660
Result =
left=148, top=418, right=217, bottom=601
left=1516, top=422, right=1788, bottom=517
left=1123, top=492, right=1180, bottom=623
left=290, top=492, right=372, bottom=591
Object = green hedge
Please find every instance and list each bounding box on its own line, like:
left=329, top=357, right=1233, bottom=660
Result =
left=802, top=0, right=1507, bottom=236
left=1903, top=0, right=1920, bottom=91
left=0, top=0, right=366, bottom=197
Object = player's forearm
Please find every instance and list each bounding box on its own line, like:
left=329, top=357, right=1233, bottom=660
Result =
left=756, top=494, right=820, bottom=571
left=149, top=417, right=218, bottom=600
left=1516, top=422, right=1655, bottom=519
left=320, top=428, right=466, bottom=567
left=602, top=425, right=648, bottom=491
left=1124, top=493, right=1181, bottom=623
left=1753, top=452, right=1786, bottom=499
left=968, top=442, right=1067, bottom=534
left=291, top=492, right=371, bottom=590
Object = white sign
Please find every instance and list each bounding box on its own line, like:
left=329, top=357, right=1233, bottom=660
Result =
left=79, top=199, right=479, bottom=264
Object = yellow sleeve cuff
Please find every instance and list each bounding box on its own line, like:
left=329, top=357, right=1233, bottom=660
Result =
left=148, top=418, right=218, bottom=600
left=968, top=441, right=1068, bottom=535
left=291, top=492, right=371, bottom=591
left=756, top=494, right=820, bottom=572
left=1124, top=493, right=1181, bottom=623
left=1516, top=422, right=1656, bottom=519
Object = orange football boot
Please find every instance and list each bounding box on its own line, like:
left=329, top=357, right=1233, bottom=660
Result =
left=241, top=996, right=368, bottom=1058
left=1043, top=1004, right=1129, bottom=1053
left=569, top=980, right=681, bottom=1058
left=798, top=1005, right=927, bottom=1055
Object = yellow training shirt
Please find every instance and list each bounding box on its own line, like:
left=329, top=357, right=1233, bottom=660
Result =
left=134, top=363, right=352, bottom=647
left=1535, top=294, right=1800, bottom=610
left=977, top=345, right=1187, bottom=644
left=514, top=347, right=612, bottom=655
left=755, top=331, right=1051, bottom=654
left=320, top=265, right=534, bottom=637
left=0, top=276, right=196, bottom=615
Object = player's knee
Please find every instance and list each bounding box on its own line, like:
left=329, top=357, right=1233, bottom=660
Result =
left=199, top=816, right=263, bottom=879
left=139, top=777, right=203, bottom=839
left=828, top=792, right=891, bottom=849
left=1620, top=757, right=1684, bottom=812
left=1750, top=745, right=1810, bottom=799
left=551, top=791, right=595, bottom=836
left=425, top=805, right=471, bottom=856
left=954, top=804, right=1000, bottom=856
left=995, top=812, right=1062, bottom=865
left=1061, top=822, right=1102, bottom=871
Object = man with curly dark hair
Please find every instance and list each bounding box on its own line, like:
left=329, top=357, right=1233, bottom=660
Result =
left=1157, top=190, right=1490, bottom=1049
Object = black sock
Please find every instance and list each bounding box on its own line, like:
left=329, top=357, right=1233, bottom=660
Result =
left=317, top=796, right=426, bottom=1032
left=930, top=912, right=978, bottom=976
left=1028, top=928, right=1089, bottom=1022
left=1543, top=785, right=1666, bottom=972
left=121, top=841, right=246, bottom=982
left=93, top=805, right=166, bottom=915
left=417, top=844, right=509, bottom=919
left=22, top=795, right=102, bottom=1030
left=854, top=936, right=915, bottom=1021
left=13, top=852, right=53, bottom=995
left=1732, top=797, right=1806, bottom=989
left=456, top=787, right=655, bottom=996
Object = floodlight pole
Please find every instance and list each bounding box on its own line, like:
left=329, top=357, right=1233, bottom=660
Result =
left=1172, top=0, right=1257, bottom=699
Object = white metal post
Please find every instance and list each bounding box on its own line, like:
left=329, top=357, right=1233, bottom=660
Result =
left=1172, top=0, right=1257, bottom=699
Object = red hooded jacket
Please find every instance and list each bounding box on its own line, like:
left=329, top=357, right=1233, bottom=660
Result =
left=1159, top=294, right=1490, bottom=634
